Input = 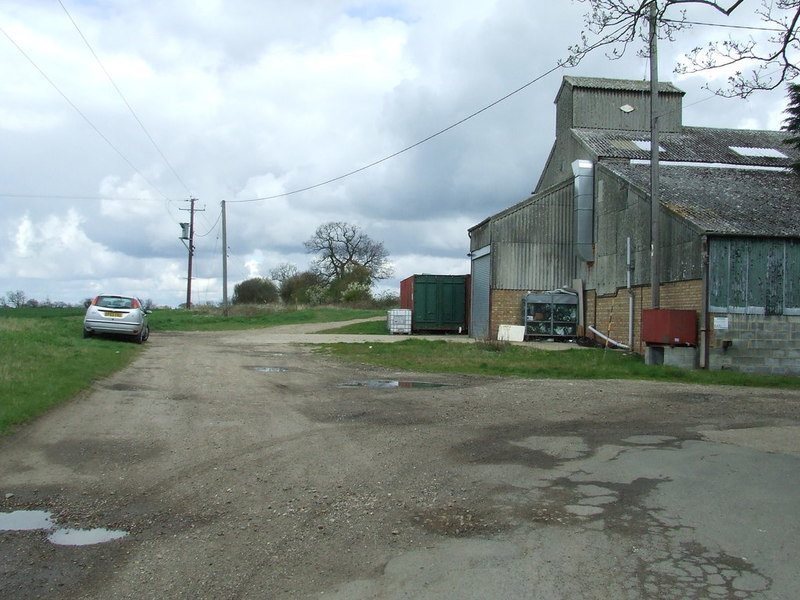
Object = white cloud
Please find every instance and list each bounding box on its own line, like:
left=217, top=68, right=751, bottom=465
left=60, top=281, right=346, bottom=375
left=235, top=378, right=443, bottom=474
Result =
left=0, top=0, right=793, bottom=306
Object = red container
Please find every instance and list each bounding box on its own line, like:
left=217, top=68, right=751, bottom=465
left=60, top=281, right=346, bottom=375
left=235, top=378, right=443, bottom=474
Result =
left=642, top=309, right=698, bottom=346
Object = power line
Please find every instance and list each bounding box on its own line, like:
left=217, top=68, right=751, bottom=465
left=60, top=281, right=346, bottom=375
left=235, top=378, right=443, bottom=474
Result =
left=0, top=192, right=166, bottom=201
left=229, top=63, right=565, bottom=204
left=57, top=0, right=194, bottom=196
left=663, top=18, right=784, bottom=33
left=0, top=24, right=171, bottom=201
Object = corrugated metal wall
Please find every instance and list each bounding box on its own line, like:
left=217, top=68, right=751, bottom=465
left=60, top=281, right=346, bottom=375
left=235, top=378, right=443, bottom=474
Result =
left=489, top=180, right=578, bottom=290
left=572, top=88, right=684, bottom=133
left=470, top=252, right=491, bottom=338
left=592, top=166, right=703, bottom=295
left=469, top=221, right=492, bottom=251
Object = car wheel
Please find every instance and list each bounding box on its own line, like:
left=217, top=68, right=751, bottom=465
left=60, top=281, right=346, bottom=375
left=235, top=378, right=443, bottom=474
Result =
left=135, top=328, right=145, bottom=344
left=142, top=325, right=150, bottom=342
left=83, top=329, right=93, bottom=338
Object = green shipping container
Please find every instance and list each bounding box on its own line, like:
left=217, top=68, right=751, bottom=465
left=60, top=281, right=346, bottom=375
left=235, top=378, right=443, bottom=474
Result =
left=400, top=274, right=469, bottom=333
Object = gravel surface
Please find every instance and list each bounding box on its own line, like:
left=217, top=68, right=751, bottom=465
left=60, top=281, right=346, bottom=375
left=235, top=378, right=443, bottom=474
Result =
left=1, top=321, right=798, bottom=599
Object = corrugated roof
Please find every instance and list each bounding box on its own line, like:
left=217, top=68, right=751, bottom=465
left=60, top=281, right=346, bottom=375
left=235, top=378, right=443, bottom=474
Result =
left=562, top=76, right=684, bottom=95
left=604, top=162, right=800, bottom=237
left=574, top=126, right=799, bottom=167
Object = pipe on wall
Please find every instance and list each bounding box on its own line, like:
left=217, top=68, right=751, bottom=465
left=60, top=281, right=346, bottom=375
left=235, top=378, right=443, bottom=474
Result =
left=588, top=325, right=631, bottom=350
left=572, top=160, right=594, bottom=262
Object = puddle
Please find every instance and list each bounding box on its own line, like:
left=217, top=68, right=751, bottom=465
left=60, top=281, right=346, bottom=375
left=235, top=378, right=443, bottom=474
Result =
left=251, top=367, right=288, bottom=373
left=0, top=510, right=128, bottom=546
left=337, top=380, right=451, bottom=389
left=0, top=510, right=53, bottom=531
left=48, top=527, right=128, bottom=546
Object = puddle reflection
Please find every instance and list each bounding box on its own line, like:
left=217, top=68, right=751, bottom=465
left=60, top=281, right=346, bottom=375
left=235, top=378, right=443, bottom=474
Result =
left=48, top=527, right=128, bottom=546
left=0, top=510, right=128, bottom=546
left=337, top=380, right=451, bottom=389
left=0, top=510, right=53, bottom=531
left=251, top=367, right=288, bottom=373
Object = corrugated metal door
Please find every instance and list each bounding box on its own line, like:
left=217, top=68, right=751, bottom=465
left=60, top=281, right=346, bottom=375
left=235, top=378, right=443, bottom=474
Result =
left=470, top=248, right=491, bottom=339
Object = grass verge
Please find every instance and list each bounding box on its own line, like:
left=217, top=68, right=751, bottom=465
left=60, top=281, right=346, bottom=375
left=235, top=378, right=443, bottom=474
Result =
left=314, top=317, right=388, bottom=335
left=320, top=338, right=800, bottom=389
left=0, top=310, right=141, bottom=435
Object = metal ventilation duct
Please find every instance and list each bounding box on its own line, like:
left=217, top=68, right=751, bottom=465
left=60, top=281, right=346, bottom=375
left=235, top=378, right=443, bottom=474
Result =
left=572, top=160, right=594, bottom=262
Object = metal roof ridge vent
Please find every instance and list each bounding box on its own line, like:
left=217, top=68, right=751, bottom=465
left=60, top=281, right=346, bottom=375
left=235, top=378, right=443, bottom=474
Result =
left=572, top=159, right=594, bottom=262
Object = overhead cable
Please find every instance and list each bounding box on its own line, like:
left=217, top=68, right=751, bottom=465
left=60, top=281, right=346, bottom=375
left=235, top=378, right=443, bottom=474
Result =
left=57, top=0, right=194, bottom=196
left=229, top=63, right=565, bottom=203
left=663, top=18, right=784, bottom=33
left=0, top=24, right=170, bottom=201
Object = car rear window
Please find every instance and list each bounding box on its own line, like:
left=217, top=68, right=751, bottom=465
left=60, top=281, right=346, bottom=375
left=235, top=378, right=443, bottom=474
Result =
left=96, top=296, right=134, bottom=309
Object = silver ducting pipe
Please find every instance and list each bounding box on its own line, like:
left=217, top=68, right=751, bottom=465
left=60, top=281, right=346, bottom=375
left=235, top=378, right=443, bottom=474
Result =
left=572, top=159, right=594, bottom=262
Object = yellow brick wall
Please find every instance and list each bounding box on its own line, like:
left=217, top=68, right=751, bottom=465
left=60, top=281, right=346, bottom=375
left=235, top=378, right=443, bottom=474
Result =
left=488, top=280, right=703, bottom=351
left=587, top=280, right=702, bottom=353
left=489, top=289, right=526, bottom=339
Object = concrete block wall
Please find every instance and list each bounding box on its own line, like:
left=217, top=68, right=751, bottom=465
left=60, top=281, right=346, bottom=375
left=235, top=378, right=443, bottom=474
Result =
left=709, top=314, right=800, bottom=375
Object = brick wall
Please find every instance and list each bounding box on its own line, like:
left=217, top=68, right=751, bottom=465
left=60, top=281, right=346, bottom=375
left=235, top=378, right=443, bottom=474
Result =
left=488, top=289, right=526, bottom=340
left=487, top=281, right=800, bottom=375
left=587, top=280, right=702, bottom=353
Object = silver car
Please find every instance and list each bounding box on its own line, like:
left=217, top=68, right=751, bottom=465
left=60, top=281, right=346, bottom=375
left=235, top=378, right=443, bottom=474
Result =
left=83, top=294, right=151, bottom=343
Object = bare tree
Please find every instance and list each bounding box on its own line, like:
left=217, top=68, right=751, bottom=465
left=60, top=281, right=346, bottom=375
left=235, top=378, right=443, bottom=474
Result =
left=6, top=290, right=26, bottom=308
left=304, top=222, right=393, bottom=284
left=269, top=263, right=299, bottom=284
left=566, top=0, right=799, bottom=97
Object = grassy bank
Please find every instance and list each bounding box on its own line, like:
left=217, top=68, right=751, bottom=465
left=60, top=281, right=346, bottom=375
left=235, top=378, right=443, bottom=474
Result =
left=321, top=338, right=800, bottom=389
left=0, top=309, right=141, bottom=434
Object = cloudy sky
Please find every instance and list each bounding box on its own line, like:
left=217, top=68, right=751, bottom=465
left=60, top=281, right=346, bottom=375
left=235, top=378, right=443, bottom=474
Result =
left=0, top=0, right=792, bottom=307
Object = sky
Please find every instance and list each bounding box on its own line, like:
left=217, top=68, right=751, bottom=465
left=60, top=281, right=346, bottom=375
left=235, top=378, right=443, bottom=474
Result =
left=0, top=0, right=794, bottom=307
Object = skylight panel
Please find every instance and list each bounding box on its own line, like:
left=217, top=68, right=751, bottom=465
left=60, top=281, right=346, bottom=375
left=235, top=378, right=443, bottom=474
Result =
left=633, top=140, right=665, bottom=152
left=729, top=146, right=788, bottom=158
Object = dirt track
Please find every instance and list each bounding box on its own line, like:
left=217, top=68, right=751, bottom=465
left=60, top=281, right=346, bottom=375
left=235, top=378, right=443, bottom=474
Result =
left=1, top=321, right=799, bottom=599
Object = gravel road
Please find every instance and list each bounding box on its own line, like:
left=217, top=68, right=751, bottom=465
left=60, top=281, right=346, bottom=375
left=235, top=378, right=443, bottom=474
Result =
left=1, top=320, right=799, bottom=599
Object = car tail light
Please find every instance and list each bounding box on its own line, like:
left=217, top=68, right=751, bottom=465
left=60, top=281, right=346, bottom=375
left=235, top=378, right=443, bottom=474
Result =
left=91, top=296, right=100, bottom=306
left=132, top=298, right=140, bottom=309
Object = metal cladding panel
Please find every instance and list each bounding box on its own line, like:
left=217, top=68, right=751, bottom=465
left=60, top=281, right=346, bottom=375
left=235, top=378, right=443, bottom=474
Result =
left=709, top=237, right=800, bottom=315
left=469, top=221, right=492, bottom=250
left=572, top=88, right=683, bottom=133
left=592, top=165, right=702, bottom=295
left=494, top=243, right=579, bottom=290
left=471, top=254, right=491, bottom=339
left=490, top=181, right=578, bottom=290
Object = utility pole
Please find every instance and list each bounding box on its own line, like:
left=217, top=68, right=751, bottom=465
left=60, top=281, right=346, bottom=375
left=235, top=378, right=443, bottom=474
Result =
left=179, top=197, right=202, bottom=309
left=221, top=200, right=229, bottom=316
left=646, top=0, right=662, bottom=366
left=649, top=0, right=661, bottom=311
